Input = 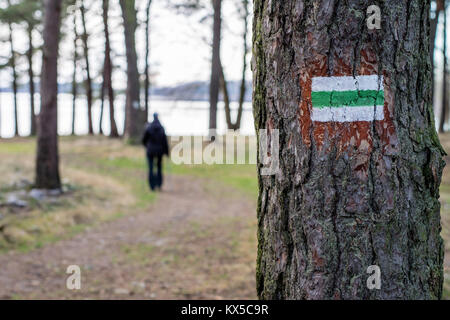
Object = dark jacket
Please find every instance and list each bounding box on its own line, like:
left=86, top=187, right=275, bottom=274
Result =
left=142, top=120, right=169, bottom=157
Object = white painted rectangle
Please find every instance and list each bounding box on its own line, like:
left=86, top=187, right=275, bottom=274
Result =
left=312, top=75, right=384, bottom=92
left=311, top=105, right=384, bottom=122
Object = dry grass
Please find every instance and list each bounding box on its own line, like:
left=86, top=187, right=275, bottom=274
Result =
left=0, top=137, right=150, bottom=252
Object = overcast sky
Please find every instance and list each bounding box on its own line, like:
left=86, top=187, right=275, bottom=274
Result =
left=0, top=0, right=252, bottom=89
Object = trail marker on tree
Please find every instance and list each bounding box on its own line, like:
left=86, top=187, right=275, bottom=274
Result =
left=310, top=75, right=384, bottom=122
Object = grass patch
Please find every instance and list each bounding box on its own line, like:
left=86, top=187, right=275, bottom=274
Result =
left=167, top=162, right=258, bottom=199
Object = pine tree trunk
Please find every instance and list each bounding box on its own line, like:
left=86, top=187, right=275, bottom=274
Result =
left=440, top=2, right=448, bottom=133
left=102, top=0, right=119, bottom=138
left=8, top=19, right=19, bottom=137
left=80, top=1, right=94, bottom=135
left=431, top=0, right=444, bottom=109
left=221, top=0, right=249, bottom=131
left=219, top=61, right=233, bottom=129
left=99, top=67, right=105, bottom=135
left=235, top=0, right=249, bottom=131
left=119, top=0, right=145, bottom=144
left=209, top=0, right=222, bottom=136
left=144, top=0, right=152, bottom=120
left=253, top=0, right=445, bottom=300
left=72, top=12, right=78, bottom=136
left=35, top=0, right=62, bottom=190
left=27, top=24, right=37, bottom=136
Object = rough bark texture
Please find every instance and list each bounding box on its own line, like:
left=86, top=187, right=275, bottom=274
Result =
left=253, top=0, right=445, bottom=299
left=80, top=1, right=94, bottom=135
left=120, top=0, right=146, bottom=144
left=35, top=0, right=62, bottom=190
left=209, top=0, right=222, bottom=135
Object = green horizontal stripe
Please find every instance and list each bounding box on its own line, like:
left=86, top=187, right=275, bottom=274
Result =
left=312, top=90, right=384, bottom=108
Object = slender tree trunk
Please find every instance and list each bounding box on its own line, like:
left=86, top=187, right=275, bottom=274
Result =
left=119, top=0, right=145, bottom=143
left=440, top=2, right=448, bottom=133
left=8, top=19, right=19, bottom=137
left=27, top=24, right=37, bottom=136
left=102, top=0, right=119, bottom=138
left=71, top=12, right=78, bottom=136
left=80, top=1, right=94, bottom=135
left=234, top=0, right=249, bottom=131
left=99, top=67, right=105, bottom=135
left=144, top=0, right=152, bottom=120
left=431, top=0, right=444, bottom=108
left=254, top=0, right=445, bottom=299
left=221, top=0, right=249, bottom=131
left=209, top=0, right=222, bottom=137
left=219, top=61, right=232, bottom=129
left=35, top=0, right=62, bottom=190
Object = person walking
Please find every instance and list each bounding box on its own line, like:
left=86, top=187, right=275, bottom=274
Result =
left=142, top=113, right=169, bottom=191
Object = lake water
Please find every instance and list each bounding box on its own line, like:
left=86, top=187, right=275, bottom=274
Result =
left=0, top=93, right=255, bottom=138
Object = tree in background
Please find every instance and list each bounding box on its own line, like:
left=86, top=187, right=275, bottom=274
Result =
left=254, top=0, right=445, bottom=299
left=22, top=0, right=41, bottom=136
left=99, top=0, right=119, bottom=138
left=79, top=0, right=94, bottom=135
left=143, top=0, right=152, bottom=120
left=220, top=0, right=249, bottom=131
left=119, top=0, right=146, bottom=143
left=0, top=0, right=20, bottom=136
left=71, top=3, right=79, bottom=136
left=431, top=0, right=444, bottom=108
left=209, top=0, right=221, bottom=138
left=0, top=0, right=41, bottom=137
left=440, top=1, right=448, bottom=133
left=35, top=0, right=62, bottom=189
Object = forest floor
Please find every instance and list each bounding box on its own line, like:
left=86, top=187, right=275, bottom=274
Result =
left=0, top=134, right=450, bottom=299
left=0, top=136, right=258, bottom=299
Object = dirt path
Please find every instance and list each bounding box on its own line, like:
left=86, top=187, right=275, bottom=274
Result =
left=0, top=175, right=257, bottom=300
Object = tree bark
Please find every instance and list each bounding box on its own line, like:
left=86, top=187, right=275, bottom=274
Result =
left=35, top=0, right=62, bottom=190
left=119, top=0, right=145, bottom=143
left=144, top=0, right=152, bottom=120
left=102, top=0, right=119, bottom=138
left=80, top=1, right=94, bottom=135
left=27, top=24, right=37, bottom=136
left=254, top=0, right=445, bottom=299
left=209, top=0, right=222, bottom=137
